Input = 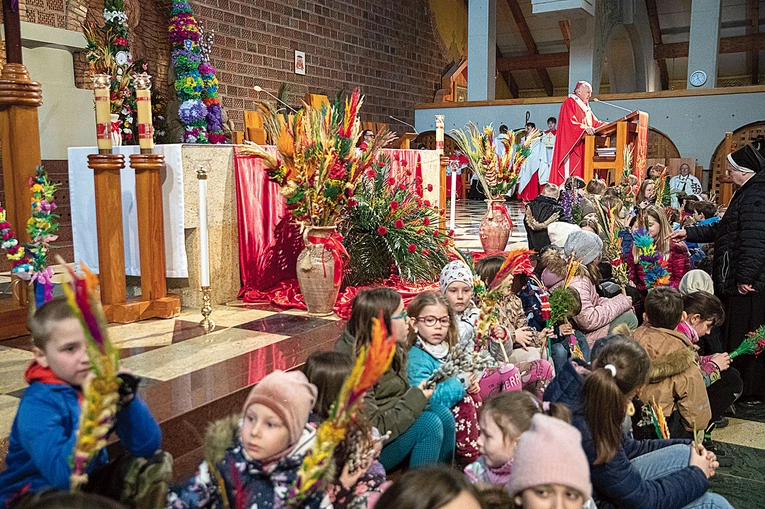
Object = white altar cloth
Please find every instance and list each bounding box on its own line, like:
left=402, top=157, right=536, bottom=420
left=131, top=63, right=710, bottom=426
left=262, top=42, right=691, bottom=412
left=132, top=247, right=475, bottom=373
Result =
left=68, top=144, right=188, bottom=278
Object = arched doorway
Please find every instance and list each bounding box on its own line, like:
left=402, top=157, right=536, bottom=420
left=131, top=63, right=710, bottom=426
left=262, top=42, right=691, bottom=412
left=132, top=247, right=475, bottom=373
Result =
left=647, top=127, right=681, bottom=160
left=709, top=121, right=765, bottom=203
left=413, top=131, right=457, bottom=156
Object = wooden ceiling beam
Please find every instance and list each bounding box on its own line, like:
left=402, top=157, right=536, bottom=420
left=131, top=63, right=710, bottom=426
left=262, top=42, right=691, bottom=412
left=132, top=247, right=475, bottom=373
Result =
left=496, top=46, right=520, bottom=98
left=645, top=0, right=669, bottom=90
left=559, top=20, right=571, bottom=50
left=506, top=0, right=554, bottom=96
left=655, top=33, right=765, bottom=60
left=747, top=0, right=760, bottom=85
left=496, top=52, right=570, bottom=71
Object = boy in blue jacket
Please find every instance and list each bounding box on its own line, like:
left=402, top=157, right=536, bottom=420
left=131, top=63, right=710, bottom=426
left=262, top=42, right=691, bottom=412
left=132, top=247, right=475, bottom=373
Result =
left=0, top=298, right=163, bottom=508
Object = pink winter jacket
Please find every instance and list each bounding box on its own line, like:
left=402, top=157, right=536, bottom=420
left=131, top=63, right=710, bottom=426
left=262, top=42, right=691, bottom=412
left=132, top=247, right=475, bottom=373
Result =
left=542, top=268, right=633, bottom=346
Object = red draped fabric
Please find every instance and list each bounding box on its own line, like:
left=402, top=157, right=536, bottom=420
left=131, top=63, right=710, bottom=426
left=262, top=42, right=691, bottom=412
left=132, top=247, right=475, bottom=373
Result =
left=234, top=148, right=437, bottom=319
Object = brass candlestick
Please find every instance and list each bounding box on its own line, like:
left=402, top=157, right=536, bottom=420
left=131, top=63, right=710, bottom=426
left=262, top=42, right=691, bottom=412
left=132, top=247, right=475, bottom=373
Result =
left=200, top=285, right=215, bottom=332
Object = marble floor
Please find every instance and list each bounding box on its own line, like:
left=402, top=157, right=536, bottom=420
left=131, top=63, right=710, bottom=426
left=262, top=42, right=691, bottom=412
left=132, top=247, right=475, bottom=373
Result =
left=0, top=199, right=763, bottom=506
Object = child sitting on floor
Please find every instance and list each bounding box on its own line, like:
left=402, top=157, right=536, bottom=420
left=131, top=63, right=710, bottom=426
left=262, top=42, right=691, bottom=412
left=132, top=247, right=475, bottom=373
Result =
left=507, top=414, right=592, bottom=509
left=167, top=370, right=331, bottom=509
left=524, top=183, right=562, bottom=253
left=633, top=287, right=711, bottom=439
left=336, top=288, right=454, bottom=471
left=406, top=291, right=503, bottom=465
left=679, top=292, right=743, bottom=439
left=470, top=256, right=555, bottom=395
left=545, top=286, right=592, bottom=373
left=0, top=298, right=164, bottom=509
left=303, top=352, right=387, bottom=509
left=464, top=391, right=571, bottom=489
left=375, top=466, right=483, bottom=509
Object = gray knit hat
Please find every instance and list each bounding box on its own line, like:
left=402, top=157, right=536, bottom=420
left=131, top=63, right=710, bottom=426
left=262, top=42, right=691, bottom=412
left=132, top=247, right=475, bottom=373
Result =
left=564, top=230, right=603, bottom=265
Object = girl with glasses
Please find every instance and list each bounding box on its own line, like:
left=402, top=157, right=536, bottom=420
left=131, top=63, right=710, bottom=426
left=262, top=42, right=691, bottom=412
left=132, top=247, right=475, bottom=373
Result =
left=335, top=288, right=455, bottom=471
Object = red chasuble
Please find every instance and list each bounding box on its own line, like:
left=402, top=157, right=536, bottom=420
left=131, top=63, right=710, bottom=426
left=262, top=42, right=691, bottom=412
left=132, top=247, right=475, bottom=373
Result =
left=549, top=96, right=605, bottom=185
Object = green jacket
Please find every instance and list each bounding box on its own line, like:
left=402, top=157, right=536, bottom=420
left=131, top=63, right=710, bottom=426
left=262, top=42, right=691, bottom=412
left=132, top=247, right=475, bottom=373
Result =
left=335, top=330, right=428, bottom=441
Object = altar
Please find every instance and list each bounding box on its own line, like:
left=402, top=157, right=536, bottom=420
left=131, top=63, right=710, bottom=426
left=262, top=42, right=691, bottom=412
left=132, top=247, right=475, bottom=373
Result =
left=68, top=145, right=443, bottom=309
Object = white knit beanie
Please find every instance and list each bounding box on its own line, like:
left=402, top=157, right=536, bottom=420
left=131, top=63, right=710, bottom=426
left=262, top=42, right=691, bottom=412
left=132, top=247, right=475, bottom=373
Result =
left=564, top=230, right=603, bottom=265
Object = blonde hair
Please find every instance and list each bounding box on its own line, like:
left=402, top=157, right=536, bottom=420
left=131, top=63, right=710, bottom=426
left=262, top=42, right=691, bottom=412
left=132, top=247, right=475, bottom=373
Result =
left=542, top=183, right=561, bottom=199
left=644, top=205, right=671, bottom=253
left=586, top=179, right=607, bottom=197
left=406, top=292, right=459, bottom=349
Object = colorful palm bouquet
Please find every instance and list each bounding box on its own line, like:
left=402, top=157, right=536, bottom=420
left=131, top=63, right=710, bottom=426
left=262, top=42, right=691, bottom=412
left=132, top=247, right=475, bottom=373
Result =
left=729, top=325, right=765, bottom=359
left=451, top=123, right=516, bottom=200
left=84, top=24, right=133, bottom=116
left=84, top=0, right=142, bottom=144
left=239, top=89, right=395, bottom=227
left=473, top=249, right=535, bottom=353
left=64, top=263, right=121, bottom=490
left=621, top=146, right=637, bottom=209
left=288, top=316, right=395, bottom=503
left=0, top=206, right=25, bottom=266
left=594, top=200, right=629, bottom=289
left=632, top=227, right=670, bottom=290
left=341, top=154, right=451, bottom=285
left=169, top=1, right=209, bottom=143
left=546, top=254, right=584, bottom=360
left=654, top=167, right=671, bottom=206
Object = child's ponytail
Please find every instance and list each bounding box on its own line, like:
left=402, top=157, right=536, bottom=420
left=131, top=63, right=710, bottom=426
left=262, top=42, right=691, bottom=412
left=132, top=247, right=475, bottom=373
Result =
left=543, top=401, right=572, bottom=423
left=581, top=336, right=650, bottom=465
left=582, top=367, right=627, bottom=465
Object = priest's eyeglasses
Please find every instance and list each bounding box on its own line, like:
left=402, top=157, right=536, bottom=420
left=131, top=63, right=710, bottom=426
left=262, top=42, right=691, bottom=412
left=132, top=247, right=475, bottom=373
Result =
left=416, top=316, right=451, bottom=327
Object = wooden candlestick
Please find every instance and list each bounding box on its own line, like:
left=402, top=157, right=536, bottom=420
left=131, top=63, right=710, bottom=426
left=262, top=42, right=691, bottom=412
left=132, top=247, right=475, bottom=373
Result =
left=130, top=153, right=180, bottom=319
left=88, top=154, right=128, bottom=314
left=0, top=59, right=43, bottom=338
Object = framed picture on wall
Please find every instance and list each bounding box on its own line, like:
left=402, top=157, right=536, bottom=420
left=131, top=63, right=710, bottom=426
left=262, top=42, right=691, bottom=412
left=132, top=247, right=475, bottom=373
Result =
left=455, top=85, right=467, bottom=102
left=294, top=50, right=306, bottom=75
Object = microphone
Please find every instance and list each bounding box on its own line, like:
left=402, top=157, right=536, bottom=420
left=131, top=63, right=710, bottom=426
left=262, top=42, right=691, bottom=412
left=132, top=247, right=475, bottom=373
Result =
left=591, top=98, right=632, bottom=114
left=253, top=85, right=298, bottom=114
left=389, top=115, right=419, bottom=134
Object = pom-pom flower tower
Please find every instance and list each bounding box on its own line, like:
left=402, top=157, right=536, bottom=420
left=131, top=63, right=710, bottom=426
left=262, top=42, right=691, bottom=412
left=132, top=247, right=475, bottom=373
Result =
left=169, top=1, right=208, bottom=143
left=199, top=24, right=226, bottom=144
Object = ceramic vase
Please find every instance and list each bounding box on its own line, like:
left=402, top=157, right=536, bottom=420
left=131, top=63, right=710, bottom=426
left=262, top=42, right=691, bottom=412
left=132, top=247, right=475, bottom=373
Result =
left=296, top=226, right=340, bottom=316
left=479, top=199, right=513, bottom=253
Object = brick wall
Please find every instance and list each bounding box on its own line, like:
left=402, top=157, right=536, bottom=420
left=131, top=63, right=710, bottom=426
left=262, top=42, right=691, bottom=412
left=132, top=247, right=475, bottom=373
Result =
left=0, top=0, right=449, bottom=271
left=186, top=0, right=450, bottom=133
left=10, top=0, right=449, bottom=133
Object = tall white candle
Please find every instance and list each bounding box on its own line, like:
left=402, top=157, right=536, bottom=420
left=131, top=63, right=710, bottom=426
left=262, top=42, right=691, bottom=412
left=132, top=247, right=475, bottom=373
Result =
left=450, top=168, right=456, bottom=231
left=197, top=163, right=210, bottom=287
left=435, top=115, right=444, bottom=155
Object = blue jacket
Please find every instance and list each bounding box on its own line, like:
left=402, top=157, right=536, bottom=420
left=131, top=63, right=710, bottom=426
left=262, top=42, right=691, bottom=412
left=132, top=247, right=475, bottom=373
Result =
left=0, top=370, right=162, bottom=507
left=407, top=346, right=465, bottom=409
left=544, top=361, right=709, bottom=509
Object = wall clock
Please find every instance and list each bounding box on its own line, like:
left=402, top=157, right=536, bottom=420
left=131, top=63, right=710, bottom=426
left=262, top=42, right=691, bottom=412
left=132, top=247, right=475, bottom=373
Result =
left=689, top=70, right=707, bottom=87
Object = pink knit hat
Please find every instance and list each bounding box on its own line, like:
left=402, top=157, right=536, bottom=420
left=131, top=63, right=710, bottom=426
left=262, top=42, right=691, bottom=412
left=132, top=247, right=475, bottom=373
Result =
left=507, top=414, right=592, bottom=499
left=242, top=370, right=318, bottom=445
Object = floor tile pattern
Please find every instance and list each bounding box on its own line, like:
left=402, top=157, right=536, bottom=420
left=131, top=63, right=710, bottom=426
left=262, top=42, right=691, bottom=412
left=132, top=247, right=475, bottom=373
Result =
left=0, top=200, right=763, bottom=507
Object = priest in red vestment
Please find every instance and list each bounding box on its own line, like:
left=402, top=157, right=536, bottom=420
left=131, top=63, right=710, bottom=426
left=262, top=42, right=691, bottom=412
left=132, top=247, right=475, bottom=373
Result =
left=549, top=81, right=606, bottom=186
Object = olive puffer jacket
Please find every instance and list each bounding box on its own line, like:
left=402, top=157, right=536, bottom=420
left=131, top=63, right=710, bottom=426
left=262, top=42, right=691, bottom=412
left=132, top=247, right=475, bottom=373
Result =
left=685, top=169, right=765, bottom=295
left=335, top=330, right=428, bottom=441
